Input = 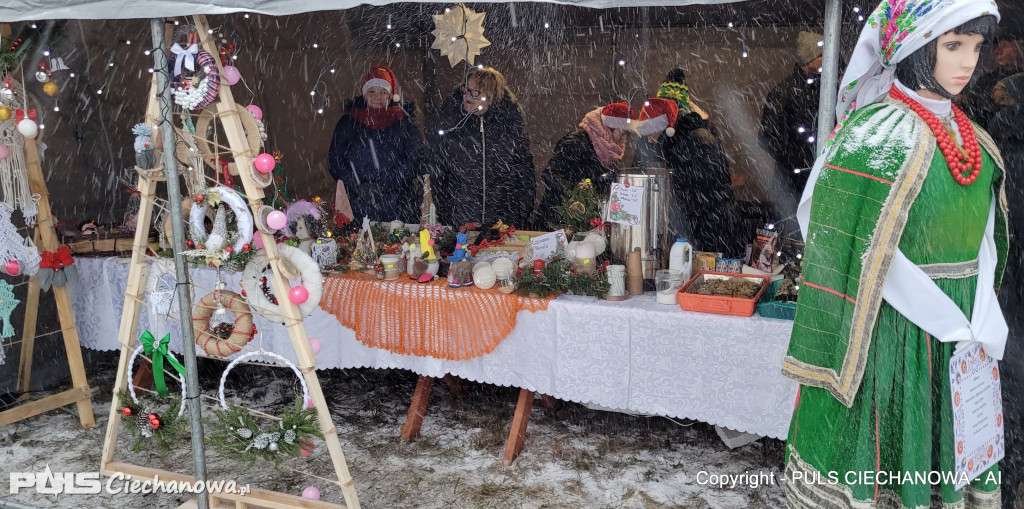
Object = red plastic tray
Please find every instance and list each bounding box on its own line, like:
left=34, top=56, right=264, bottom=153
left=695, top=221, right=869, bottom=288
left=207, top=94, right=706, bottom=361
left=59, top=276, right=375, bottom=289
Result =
left=677, top=271, right=771, bottom=317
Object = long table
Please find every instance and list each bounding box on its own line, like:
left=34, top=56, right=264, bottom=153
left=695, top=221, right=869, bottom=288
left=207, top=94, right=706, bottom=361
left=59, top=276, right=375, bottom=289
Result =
left=71, top=257, right=798, bottom=441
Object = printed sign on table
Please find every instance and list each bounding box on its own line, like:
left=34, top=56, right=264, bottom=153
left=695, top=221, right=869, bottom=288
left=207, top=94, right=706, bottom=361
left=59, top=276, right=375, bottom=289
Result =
left=606, top=182, right=644, bottom=226
left=950, top=343, right=1004, bottom=490
left=529, top=229, right=567, bottom=262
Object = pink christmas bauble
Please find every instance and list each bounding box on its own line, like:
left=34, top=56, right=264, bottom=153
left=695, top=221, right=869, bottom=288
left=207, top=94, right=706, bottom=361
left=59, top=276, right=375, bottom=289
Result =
left=309, top=337, right=321, bottom=354
left=301, top=448, right=311, bottom=457
left=245, top=104, right=263, bottom=121
left=254, top=153, right=276, bottom=174
left=222, top=65, right=241, bottom=85
left=0, top=144, right=9, bottom=159
left=266, top=210, right=287, bottom=230
left=253, top=233, right=265, bottom=249
left=307, top=398, right=315, bottom=408
left=289, top=285, right=309, bottom=304
left=3, top=260, right=19, bottom=276
left=301, top=486, right=320, bottom=500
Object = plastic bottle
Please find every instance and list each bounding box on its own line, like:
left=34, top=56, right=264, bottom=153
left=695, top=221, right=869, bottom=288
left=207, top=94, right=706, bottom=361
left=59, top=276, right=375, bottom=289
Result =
left=668, top=238, right=694, bottom=282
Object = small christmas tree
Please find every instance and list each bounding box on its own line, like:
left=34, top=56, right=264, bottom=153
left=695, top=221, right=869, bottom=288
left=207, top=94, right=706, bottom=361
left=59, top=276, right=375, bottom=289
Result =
left=550, top=179, right=602, bottom=235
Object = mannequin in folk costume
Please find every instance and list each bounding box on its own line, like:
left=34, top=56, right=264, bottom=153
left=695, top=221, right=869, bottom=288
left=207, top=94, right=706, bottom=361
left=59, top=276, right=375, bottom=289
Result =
left=784, top=2, right=1007, bottom=508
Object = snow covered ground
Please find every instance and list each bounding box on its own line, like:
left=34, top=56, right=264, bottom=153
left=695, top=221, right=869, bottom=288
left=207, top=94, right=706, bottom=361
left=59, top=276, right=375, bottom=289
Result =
left=2, top=353, right=787, bottom=508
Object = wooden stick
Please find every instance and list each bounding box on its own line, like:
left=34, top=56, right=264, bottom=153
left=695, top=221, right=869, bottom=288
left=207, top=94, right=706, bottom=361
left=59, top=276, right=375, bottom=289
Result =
left=401, top=376, right=434, bottom=441
left=503, top=389, right=535, bottom=466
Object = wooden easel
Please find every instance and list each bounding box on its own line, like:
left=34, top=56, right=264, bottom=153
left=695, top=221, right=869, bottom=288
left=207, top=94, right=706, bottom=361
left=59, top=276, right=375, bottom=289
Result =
left=0, top=122, right=95, bottom=429
left=98, top=16, right=359, bottom=509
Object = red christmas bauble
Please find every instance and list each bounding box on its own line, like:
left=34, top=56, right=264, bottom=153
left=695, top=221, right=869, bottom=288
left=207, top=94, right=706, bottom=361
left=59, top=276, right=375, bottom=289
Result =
left=122, top=407, right=133, bottom=417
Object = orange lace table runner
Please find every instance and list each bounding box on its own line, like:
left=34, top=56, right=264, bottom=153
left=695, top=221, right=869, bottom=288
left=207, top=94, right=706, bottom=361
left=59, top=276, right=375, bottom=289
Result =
left=319, top=272, right=552, bottom=360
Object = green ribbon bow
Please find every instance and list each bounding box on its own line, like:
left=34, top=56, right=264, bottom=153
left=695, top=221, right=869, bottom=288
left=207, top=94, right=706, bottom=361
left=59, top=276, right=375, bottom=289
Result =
left=139, top=331, right=186, bottom=397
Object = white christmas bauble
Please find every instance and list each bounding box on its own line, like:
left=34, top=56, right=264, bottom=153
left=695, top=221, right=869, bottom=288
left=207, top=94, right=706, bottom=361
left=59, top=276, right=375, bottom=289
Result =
left=584, top=232, right=607, bottom=256
left=35, top=71, right=49, bottom=83
left=17, top=119, right=38, bottom=139
left=491, top=257, right=514, bottom=280
left=472, top=263, right=496, bottom=289
left=0, top=88, right=14, bottom=104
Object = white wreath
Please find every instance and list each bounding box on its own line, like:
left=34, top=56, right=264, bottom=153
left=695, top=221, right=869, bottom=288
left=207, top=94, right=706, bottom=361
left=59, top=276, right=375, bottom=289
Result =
left=218, top=350, right=310, bottom=409
left=240, top=244, right=323, bottom=324
left=145, top=258, right=186, bottom=320
left=128, top=344, right=188, bottom=418
left=189, top=186, right=254, bottom=253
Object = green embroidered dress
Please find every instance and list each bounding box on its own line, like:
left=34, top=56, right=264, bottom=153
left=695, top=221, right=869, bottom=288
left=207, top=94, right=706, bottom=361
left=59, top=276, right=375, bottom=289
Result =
left=782, top=97, right=1008, bottom=509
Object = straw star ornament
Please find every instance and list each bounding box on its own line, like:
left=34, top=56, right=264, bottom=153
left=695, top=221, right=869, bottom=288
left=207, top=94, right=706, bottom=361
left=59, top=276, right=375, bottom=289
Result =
left=431, top=4, right=490, bottom=67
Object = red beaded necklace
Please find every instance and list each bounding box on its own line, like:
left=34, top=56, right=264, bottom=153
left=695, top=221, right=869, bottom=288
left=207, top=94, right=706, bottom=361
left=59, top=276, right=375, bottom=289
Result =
left=889, top=86, right=982, bottom=186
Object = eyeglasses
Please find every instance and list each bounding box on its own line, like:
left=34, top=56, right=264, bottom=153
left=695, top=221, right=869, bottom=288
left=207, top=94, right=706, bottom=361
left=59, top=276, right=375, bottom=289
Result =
left=461, top=85, right=483, bottom=98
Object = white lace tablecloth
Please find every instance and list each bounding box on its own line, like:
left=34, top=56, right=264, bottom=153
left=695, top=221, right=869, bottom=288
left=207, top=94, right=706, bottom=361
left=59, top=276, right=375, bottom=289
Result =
left=72, top=257, right=798, bottom=439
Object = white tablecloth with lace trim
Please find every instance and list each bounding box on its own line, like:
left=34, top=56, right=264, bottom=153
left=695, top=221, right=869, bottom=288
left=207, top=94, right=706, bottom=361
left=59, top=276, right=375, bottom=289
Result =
left=72, top=256, right=799, bottom=439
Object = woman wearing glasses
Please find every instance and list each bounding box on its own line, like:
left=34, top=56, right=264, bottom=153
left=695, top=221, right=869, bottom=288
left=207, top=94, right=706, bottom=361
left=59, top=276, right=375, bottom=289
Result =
left=328, top=65, right=423, bottom=223
left=424, top=67, right=535, bottom=229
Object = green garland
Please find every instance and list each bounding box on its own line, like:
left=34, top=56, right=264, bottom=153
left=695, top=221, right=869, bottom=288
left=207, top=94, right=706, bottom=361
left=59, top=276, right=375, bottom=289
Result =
left=117, top=390, right=187, bottom=453
left=514, top=258, right=610, bottom=298
left=207, top=397, right=322, bottom=468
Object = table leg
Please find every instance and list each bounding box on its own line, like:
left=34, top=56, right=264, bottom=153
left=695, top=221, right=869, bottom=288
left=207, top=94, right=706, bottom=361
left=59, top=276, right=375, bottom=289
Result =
left=540, top=394, right=561, bottom=412
left=401, top=375, right=434, bottom=441
left=503, top=388, right=534, bottom=466
left=441, top=374, right=469, bottom=399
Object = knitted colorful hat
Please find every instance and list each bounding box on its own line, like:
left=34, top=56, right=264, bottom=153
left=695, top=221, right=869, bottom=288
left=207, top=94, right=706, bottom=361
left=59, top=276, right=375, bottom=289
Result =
left=601, top=102, right=634, bottom=130
left=657, top=68, right=691, bottom=114
left=636, top=98, right=679, bottom=137
left=361, top=65, right=400, bottom=102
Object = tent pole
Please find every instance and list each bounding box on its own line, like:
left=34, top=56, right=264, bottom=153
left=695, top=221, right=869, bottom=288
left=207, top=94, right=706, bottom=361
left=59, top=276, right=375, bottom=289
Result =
left=149, top=17, right=210, bottom=509
left=817, top=0, right=843, bottom=153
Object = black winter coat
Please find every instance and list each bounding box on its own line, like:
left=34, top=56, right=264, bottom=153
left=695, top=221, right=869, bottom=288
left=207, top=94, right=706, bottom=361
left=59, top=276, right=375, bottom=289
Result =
left=423, top=88, right=535, bottom=228
left=662, top=113, right=745, bottom=255
left=534, top=128, right=615, bottom=228
left=989, top=104, right=1024, bottom=506
left=759, top=64, right=821, bottom=196
left=328, top=98, right=422, bottom=223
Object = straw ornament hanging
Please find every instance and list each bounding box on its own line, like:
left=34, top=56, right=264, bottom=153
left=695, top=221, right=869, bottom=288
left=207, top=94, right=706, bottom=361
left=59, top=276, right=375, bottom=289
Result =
left=184, top=186, right=254, bottom=268
left=192, top=288, right=256, bottom=357
left=118, top=337, right=187, bottom=449
left=170, top=48, right=220, bottom=111
left=240, top=244, right=323, bottom=324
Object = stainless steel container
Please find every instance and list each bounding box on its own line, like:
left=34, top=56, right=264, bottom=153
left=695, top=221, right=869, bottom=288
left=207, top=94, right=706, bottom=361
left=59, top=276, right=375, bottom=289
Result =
left=609, top=168, right=670, bottom=279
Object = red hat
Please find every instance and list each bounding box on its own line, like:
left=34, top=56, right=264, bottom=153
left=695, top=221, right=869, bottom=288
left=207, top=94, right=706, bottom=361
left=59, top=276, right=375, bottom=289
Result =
left=601, top=102, right=634, bottom=131
left=637, top=98, right=679, bottom=137
left=361, top=65, right=400, bottom=102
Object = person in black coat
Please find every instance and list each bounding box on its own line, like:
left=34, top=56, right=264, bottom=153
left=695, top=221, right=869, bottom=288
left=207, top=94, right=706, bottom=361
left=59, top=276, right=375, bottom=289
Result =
left=423, top=67, right=535, bottom=228
left=534, top=102, right=634, bottom=228
left=759, top=31, right=823, bottom=219
left=328, top=65, right=422, bottom=223
left=656, top=70, right=745, bottom=256
left=988, top=72, right=1024, bottom=509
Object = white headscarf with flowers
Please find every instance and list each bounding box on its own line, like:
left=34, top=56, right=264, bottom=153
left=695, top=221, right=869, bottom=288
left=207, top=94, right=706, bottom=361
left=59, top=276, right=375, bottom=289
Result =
left=798, top=0, right=1000, bottom=235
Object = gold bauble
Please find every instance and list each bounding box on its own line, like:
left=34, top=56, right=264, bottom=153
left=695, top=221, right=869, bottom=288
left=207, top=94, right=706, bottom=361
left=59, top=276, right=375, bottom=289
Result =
left=0, top=107, right=10, bottom=121
left=43, top=81, right=59, bottom=97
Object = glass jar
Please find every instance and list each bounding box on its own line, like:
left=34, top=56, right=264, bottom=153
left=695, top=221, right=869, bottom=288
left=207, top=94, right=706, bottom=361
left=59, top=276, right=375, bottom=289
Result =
left=655, top=269, right=685, bottom=305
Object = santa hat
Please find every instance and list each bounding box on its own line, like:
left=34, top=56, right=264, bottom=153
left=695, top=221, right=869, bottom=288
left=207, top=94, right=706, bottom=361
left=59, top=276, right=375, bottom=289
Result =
left=601, top=102, right=634, bottom=130
left=361, top=65, right=401, bottom=102
left=636, top=98, right=679, bottom=137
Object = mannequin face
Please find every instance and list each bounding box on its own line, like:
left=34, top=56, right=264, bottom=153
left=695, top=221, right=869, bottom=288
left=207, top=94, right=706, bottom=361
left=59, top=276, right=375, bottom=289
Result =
left=365, top=86, right=391, bottom=109
left=920, top=31, right=985, bottom=99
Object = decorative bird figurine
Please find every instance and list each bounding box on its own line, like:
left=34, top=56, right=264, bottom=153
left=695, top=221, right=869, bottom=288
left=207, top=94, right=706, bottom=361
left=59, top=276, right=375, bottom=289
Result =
left=133, top=123, right=156, bottom=169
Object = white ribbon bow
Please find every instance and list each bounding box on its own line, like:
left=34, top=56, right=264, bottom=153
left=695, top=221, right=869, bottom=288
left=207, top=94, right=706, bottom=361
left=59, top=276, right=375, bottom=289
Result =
left=170, top=43, right=199, bottom=77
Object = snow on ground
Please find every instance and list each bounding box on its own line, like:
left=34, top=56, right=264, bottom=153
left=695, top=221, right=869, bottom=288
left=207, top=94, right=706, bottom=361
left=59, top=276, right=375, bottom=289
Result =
left=2, top=352, right=787, bottom=508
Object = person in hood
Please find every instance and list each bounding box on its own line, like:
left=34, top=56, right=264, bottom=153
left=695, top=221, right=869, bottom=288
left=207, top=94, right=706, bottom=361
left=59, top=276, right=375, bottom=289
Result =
left=424, top=67, right=535, bottom=229
left=656, top=69, right=745, bottom=256
left=759, top=31, right=824, bottom=220
left=533, top=102, right=634, bottom=228
left=328, top=65, right=422, bottom=223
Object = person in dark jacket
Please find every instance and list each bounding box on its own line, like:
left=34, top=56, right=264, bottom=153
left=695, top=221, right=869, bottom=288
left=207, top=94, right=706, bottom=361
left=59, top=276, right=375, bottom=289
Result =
left=328, top=65, right=422, bottom=223
left=759, top=31, right=823, bottom=219
left=423, top=67, right=535, bottom=228
left=656, top=70, right=745, bottom=256
left=962, top=37, right=1024, bottom=128
left=988, top=72, right=1024, bottom=509
left=533, top=102, right=634, bottom=227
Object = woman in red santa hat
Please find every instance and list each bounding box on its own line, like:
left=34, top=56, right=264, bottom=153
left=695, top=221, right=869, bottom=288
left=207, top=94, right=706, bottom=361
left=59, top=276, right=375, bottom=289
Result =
left=328, top=65, right=423, bottom=223
left=532, top=102, right=635, bottom=228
